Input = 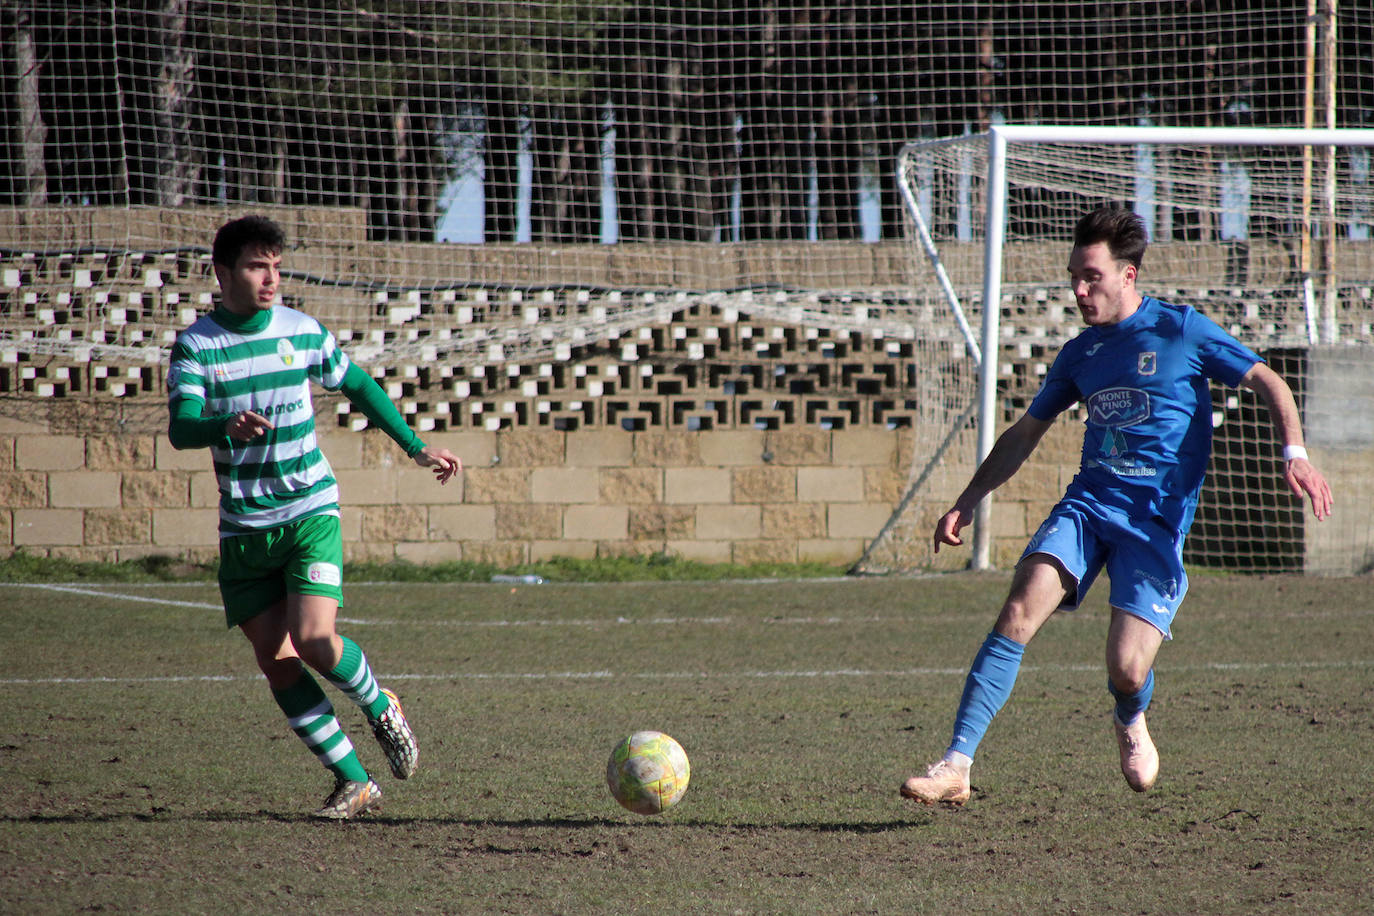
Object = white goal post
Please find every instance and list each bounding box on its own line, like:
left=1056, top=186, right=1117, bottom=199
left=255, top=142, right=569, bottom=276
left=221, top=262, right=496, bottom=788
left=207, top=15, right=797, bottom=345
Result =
left=898, top=125, right=1374, bottom=573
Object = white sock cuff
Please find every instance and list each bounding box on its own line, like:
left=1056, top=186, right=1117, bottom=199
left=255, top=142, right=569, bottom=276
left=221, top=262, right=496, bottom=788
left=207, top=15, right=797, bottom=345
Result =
left=945, top=750, right=974, bottom=772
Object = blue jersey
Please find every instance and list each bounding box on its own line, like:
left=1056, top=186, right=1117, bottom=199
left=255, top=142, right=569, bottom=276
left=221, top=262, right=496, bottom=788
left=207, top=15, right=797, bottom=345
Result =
left=1028, top=296, right=1261, bottom=534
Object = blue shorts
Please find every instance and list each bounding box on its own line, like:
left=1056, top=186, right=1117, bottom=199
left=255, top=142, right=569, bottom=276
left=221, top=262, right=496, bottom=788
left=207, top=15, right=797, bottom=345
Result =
left=1020, top=496, right=1187, bottom=639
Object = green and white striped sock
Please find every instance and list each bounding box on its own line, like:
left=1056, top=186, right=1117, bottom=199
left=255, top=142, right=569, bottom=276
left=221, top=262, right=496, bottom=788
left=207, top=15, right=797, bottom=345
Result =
left=272, top=672, right=369, bottom=783
left=323, top=636, right=390, bottom=721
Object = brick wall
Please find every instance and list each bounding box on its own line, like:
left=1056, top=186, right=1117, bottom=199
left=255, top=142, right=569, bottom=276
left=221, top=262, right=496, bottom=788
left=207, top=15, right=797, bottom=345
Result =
left=8, top=393, right=1370, bottom=575
left=6, top=413, right=1073, bottom=568
left=0, top=405, right=1119, bottom=571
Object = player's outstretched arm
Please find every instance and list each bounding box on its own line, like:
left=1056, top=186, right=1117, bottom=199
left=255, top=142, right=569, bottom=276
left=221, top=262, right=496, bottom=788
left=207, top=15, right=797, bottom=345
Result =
left=1240, top=363, right=1333, bottom=521
left=413, top=445, right=462, bottom=485
left=934, top=412, right=1054, bottom=552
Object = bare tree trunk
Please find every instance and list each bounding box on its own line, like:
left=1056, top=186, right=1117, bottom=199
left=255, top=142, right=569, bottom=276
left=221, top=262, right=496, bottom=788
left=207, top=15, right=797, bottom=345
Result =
left=571, top=102, right=599, bottom=241
left=393, top=98, right=421, bottom=239
left=268, top=131, right=287, bottom=205
left=680, top=34, right=714, bottom=242
left=737, top=2, right=782, bottom=240
left=411, top=88, right=445, bottom=243
left=662, top=57, right=689, bottom=238
left=555, top=102, right=579, bottom=241
left=530, top=98, right=597, bottom=243
left=620, top=46, right=661, bottom=241
left=977, top=7, right=998, bottom=131
left=484, top=95, right=518, bottom=243
left=14, top=3, right=48, bottom=206
left=155, top=0, right=198, bottom=205
left=532, top=101, right=577, bottom=243
left=699, top=12, right=736, bottom=241
left=663, top=52, right=718, bottom=241
left=704, top=85, right=737, bottom=241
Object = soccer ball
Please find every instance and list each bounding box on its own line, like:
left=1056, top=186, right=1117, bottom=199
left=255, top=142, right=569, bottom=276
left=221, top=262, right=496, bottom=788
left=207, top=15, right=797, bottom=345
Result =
left=605, top=730, right=691, bottom=814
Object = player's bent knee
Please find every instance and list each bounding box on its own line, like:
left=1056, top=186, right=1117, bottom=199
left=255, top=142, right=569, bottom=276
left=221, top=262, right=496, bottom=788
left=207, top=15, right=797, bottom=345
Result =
left=290, top=633, right=337, bottom=671
left=994, top=596, right=1056, bottom=643
left=1107, top=666, right=1150, bottom=695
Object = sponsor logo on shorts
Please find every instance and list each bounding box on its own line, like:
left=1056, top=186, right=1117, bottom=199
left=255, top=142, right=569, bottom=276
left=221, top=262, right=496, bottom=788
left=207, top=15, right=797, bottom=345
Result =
left=1134, top=568, right=1180, bottom=602
left=306, top=562, right=341, bottom=587
left=1027, top=520, right=1059, bottom=552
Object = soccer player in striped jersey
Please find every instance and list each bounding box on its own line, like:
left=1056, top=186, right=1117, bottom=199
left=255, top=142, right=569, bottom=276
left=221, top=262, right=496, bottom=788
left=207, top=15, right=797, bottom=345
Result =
left=167, top=215, right=462, bottom=819
left=901, top=207, right=1333, bottom=807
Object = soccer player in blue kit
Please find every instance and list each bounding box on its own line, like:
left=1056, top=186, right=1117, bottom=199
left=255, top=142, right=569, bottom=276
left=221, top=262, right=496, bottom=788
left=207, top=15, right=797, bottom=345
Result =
left=901, top=207, right=1334, bottom=806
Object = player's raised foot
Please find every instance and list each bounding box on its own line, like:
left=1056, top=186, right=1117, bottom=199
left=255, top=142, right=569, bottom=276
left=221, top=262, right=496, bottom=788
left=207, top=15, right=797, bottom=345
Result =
left=900, top=758, right=971, bottom=807
left=313, top=776, right=382, bottom=820
left=371, top=687, right=418, bottom=779
left=1113, top=711, right=1159, bottom=792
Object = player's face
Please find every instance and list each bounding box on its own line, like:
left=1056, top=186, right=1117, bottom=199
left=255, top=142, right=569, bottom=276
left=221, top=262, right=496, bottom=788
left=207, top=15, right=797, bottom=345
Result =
left=215, top=244, right=282, bottom=316
left=1067, top=241, right=1139, bottom=326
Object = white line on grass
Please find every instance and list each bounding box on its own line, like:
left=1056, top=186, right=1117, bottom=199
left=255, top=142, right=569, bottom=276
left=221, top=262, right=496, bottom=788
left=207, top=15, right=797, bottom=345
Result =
left=4, top=583, right=894, bottom=627
left=10, top=582, right=1371, bottom=629
left=334, top=615, right=889, bottom=627
left=9, top=582, right=221, bottom=610
left=2, top=658, right=1370, bottom=687
left=336, top=615, right=738, bottom=627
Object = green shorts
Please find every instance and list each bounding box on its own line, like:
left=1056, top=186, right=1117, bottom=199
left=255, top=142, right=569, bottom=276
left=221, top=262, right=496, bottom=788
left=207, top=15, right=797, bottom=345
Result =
left=218, top=513, right=344, bottom=628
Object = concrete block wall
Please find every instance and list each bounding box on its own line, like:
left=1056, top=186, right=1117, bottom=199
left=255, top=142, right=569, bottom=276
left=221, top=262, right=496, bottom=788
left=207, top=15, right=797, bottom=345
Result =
left=9, top=411, right=1363, bottom=574
left=4, top=411, right=1089, bottom=568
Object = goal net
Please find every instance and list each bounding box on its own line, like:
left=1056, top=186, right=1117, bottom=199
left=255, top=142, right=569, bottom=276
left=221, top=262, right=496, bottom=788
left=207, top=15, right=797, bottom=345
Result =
left=874, top=126, right=1374, bottom=576
left=6, top=4, right=1374, bottom=574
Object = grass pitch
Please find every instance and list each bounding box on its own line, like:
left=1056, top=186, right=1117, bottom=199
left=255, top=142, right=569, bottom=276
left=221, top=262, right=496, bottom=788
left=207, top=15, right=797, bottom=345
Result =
left=3, top=573, right=1371, bottom=914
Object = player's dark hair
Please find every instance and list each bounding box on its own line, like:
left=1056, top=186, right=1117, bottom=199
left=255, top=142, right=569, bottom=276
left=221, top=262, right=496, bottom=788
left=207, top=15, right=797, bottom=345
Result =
left=1073, top=207, right=1147, bottom=270
left=212, top=215, right=285, bottom=268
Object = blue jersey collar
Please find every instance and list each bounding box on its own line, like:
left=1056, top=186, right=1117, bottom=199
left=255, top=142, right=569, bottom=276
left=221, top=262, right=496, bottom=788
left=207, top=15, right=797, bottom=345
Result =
left=1091, top=295, right=1154, bottom=337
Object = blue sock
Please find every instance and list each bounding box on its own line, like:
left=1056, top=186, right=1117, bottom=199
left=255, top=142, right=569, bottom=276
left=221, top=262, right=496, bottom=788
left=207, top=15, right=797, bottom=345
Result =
left=1109, top=669, right=1155, bottom=725
left=948, top=631, right=1026, bottom=759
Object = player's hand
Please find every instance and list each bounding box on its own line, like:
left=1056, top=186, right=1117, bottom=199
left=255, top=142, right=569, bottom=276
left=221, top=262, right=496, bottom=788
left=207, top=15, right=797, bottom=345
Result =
left=933, top=506, right=972, bottom=553
left=1284, top=457, right=1333, bottom=521
left=226, top=410, right=273, bottom=441
left=414, top=445, right=462, bottom=484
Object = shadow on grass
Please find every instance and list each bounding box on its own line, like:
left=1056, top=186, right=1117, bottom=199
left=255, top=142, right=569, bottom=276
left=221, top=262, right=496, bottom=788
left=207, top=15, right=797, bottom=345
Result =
left=8, top=811, right=931, bottom=833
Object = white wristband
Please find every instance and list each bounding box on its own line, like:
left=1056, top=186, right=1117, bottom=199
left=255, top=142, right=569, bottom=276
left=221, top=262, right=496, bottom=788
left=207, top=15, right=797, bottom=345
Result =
left=1283, top=445, right=1308, bottom=462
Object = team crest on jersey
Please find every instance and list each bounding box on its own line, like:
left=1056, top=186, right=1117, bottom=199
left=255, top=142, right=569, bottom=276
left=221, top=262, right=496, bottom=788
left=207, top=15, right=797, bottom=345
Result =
left=276, top=338, right=296, bottom=367
left=1138, top=352, right=1157, bottom=376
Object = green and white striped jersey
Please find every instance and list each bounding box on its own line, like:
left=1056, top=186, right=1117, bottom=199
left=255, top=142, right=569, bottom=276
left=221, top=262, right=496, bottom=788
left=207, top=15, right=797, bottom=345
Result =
left=168, top=305, right=347, bottom=535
